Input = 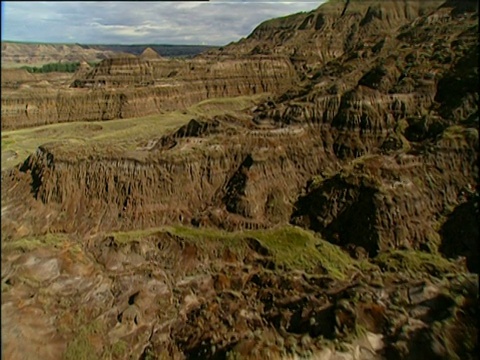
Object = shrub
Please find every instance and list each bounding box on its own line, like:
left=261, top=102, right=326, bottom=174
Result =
left=21, top=62, right=81, bottom=74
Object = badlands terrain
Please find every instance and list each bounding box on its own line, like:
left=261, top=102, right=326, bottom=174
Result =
left=1, top=0, right=478, bottom=359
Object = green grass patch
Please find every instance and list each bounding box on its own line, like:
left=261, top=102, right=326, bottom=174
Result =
left=107, top=227, right=165, bottom=245
left=168, top=225, right=248, bottom=260
left=64, top=334, right=98, bottom=360
left=167, top=224, right=238, bottom=241
left=1, top=233, right=71, bottom=252
left=107, top=225, right=357, bottom=279
left=189, top=94, right=268, bottom=116
left=111, top=340, right=128, bottom=357
left=1, top=111, right=191, bottom=169
left=374, top=250, right=460, bottom=276
left=64, top=319, right=104, bottom=360
left=247, top=226, right=355, bottom=278
left=168, top=225, right=357, bottom=278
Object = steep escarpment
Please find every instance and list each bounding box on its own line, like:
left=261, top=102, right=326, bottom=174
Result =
left=71, top=55, right=297, bottom=90
left=3, top=119, right=339, bottom=236
left=1, top=56, right=297, bottom=130
left=252, top=0, right=478, bottom=153
left=4, top=119, right=477, bottom=260
left=249, top=2, right=476, bottom=116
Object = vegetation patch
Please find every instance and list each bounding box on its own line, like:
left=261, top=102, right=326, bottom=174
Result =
left=1, top=233, right=71, bottom=252
left=64, top=319, right=104, bottom=360
left=373, top=250, right=460, bottom=277
left=109, top=225, right=358, bottom=279
left=110, top=340, right=128, bottom=357
left=107, top=227, right=164, bottom=244
left=439, top=125, right=478, bottom=147
left=247, top=226, right=356, bottom=278
left=189, top=94, right=269, bottom=117
left=172, top=225, right=358, bottom=278
left=20, top=61, right=98, bottom=74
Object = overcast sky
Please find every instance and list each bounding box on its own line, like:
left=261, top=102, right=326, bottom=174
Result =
left=2, top=1, right=325, bottom=46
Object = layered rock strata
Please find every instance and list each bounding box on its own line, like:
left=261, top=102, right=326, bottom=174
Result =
left=1, top=56, right=297, bottom=130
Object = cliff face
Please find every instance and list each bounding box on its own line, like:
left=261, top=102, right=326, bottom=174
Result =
left=4, top=118, right=476, bottom=257
left=291, top=131, right=478, bottom=257
left=1, top=56, right=297, bottom=130
left=218, top=0, right=446, bottom=68
left=257, top=0, right=478, bottom=123
left=4, top=120, right=337, bottom=235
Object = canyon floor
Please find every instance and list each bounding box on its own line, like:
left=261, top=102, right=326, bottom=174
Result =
left=1, top=0, right=479, bottom=359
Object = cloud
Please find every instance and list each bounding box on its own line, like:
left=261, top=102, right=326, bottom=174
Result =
left=2, top=1, right=325, bottom=45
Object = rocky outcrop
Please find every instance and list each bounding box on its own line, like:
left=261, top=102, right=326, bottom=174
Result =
left=290, top=129, right=478, bottom=256
left=3, top=119, right=337, bottom=235
left=1, top=226, right=477, bottom=360
left=70, top=61, right=92, bottom=79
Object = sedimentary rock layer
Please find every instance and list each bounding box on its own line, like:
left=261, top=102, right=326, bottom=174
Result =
left=1, top=56, right=297, bottom=130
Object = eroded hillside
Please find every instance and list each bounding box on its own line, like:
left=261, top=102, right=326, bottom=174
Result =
left=1, top=0, right=478, bottom=359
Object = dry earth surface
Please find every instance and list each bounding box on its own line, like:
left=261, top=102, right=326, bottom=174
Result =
left=1, top=0, right=478, bottom=359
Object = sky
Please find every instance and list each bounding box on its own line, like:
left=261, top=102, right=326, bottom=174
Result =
left=2, top=1, right=326, bottom=46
